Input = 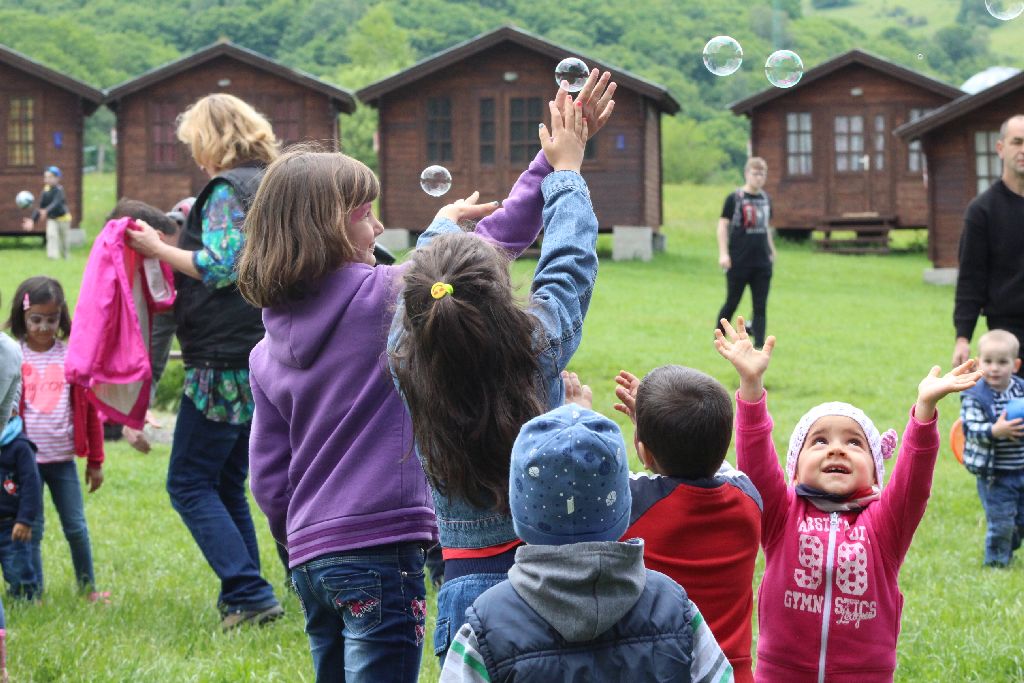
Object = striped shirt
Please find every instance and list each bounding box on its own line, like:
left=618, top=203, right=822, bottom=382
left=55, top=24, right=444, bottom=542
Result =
left=21, top=339, right=75, bottom=463
left=962, top=381, right=1024, bottom=470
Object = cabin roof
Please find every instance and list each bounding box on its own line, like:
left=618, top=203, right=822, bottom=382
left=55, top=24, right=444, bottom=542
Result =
left=894, top=70, right=1024, bottom=140
left=0, top=43, right=104, bottom=115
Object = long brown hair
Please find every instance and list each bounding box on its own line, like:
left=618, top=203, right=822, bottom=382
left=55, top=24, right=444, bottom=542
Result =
left=237, top=148, right=380, bottom=307
left=7, top=276, right=71, bottom=340
left=392, top=232, right=545, bottom=512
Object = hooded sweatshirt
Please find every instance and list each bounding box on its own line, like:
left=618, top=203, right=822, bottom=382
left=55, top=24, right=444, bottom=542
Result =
left=440, top=540, right=734, bottom=683
left=248, top=151, right=552, bottom=566
left=0, top=334, right=21, bottom=426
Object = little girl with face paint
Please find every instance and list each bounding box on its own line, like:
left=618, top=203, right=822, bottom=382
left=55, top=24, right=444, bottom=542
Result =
left=715, top=317, right=981, bottom=683
left=7, top=277, right=108, bottom=603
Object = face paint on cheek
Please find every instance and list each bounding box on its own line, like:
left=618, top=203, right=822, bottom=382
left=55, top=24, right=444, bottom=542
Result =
left=349, top=203, right=372, bottom=223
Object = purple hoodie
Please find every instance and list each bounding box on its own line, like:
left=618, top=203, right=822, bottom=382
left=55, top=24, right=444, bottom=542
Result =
left=249, top=151, right=553, bottom=567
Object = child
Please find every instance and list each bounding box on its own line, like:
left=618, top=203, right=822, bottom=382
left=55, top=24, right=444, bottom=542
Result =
left=715, top=317, right=980, bottom=682
left=7, top=277, right=108, bottom=602
left=960, top=329, right=1024, bottom=567
left=0, top=419, right=41, bottom=598
left=613, top=365, right=762, bottom=683
left=21, top=166, right=71, bottom=260
left=389, top=80, right=613, bottom=662
left=439, top=400, right=734, bottom=683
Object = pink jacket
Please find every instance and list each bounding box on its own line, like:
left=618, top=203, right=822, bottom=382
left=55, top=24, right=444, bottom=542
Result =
left=65, top=217, right=175, bottom=429
left=736, top=392, right=939, bottom=683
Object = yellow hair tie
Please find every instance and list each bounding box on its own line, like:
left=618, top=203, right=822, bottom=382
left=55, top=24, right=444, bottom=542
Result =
left=430, top=282, right=454, bottom=300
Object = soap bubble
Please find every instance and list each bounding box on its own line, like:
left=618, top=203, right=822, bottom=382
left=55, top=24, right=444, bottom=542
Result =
left=702, top=36, right=743, bottom=77
left=420, top=165, right=452, bottom=197
left=765, top=50, right=804, bottom=89
left=554, top=57, right=589, bottom=92
left=985, top=0, right=1024, bottom=20
left=916, top=53, right=924, bottom=60
left=15, top=190, right=34, bottom=209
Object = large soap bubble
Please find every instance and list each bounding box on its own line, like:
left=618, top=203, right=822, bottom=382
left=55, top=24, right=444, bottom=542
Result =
left=765, top=50, right=804, bottom=89
left=985, top=0, right=1024, bottom=20
left=702, top=36, right=743, bottom=77
left=420, top=165, right=452, bottom=197
left=555, top=57, right=589, bottom=92
left=15, top=190, right=34, bottom=209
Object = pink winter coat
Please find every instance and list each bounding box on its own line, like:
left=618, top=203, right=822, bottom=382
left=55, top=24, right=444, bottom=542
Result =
left=65, top=217, right=175, bottom=429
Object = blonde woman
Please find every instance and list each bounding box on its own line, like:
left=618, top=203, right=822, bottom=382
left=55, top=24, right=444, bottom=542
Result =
left=127, top=93, right=282, bottom=630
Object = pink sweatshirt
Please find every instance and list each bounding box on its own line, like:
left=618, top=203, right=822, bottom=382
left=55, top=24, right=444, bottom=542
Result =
left=736, top=392, right=939, bottom=683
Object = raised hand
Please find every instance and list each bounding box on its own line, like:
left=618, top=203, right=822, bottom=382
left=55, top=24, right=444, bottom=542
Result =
left=915, top=359, right=981, bottom=421
left=714, top=316, right=775, bottom=402
left=435, top=190, right=500, bottom=224
left=613, top=370, right=640, bottom=424
left=556, top=68, right=616, bottom=139
left=539, top=96, right=588, bottom=173
left=562, top=370, right=593, bottom=409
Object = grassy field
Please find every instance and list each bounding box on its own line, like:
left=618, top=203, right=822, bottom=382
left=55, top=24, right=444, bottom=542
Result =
left=1, top=173, right=1022, bottom=681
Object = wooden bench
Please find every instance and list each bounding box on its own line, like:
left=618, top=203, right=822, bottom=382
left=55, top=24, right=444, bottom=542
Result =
left=813, top=213, right=894, bottom=254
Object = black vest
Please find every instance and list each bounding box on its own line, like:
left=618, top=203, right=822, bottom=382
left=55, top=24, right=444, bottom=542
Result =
left=467, top=571, right=696, bottom=682
left=175, top=164, right=265, bottom=369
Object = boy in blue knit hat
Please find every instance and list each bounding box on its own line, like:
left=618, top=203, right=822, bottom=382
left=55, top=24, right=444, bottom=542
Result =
left=439, top=395, right=734, bottom=683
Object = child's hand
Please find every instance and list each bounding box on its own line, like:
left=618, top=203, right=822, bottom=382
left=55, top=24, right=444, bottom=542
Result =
left=915, top=359, right=981, bottom=421
left=613, top=370, right=640, bottom=425
left=85, top=465, right=104, bottom=493
left=714, top=316, right=775, bottom=402
left=562, top=371, right=593, bottom=410
left=11, top=522, right=31, bottom=543
left=435, top=190, right=500, bottom=224
left=123, top=426, right=152, bottom=454
left=992, top=411, right=1024, bottom=440
left=555, top=68, right=616, bottom=140
left=21, top=217, right=34, bottom=231
left=539, top=96, right=588, bottom=173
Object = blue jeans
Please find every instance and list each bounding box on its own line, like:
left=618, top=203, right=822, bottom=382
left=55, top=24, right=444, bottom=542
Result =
left=433, top=573, right=508, bottom=661
left=167, top=395, right=277, bottom=611
left=977, top=470, right=1024, bottom=566
left=290, top=543, right=427, bottom=683
left=33, top=460, right=94, bottom=591
left=0, top=518, right=37, bottom=599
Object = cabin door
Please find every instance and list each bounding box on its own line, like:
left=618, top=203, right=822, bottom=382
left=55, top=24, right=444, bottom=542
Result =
left=826, top=109, right=893, bottom=218
left=471, top=91, right=545, bottom=205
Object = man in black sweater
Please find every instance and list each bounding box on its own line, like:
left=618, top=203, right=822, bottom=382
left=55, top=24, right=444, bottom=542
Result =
left=953, top=114, right=1024, bottom=377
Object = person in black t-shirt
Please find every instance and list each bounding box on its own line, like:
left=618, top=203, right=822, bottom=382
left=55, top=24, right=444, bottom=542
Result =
left=715, top=157, right=776, bottom=349
left=953, top=115, right=1024, bottom=377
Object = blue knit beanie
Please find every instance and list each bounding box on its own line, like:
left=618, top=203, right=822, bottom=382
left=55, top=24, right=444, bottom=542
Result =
left=45, top=165, right=61, bottom=178
left=510, top=404, right=632, bottom=546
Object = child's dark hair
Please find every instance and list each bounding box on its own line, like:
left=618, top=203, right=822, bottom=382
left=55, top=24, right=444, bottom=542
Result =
left=391, top=231, right=544, bottom=512
left=108, top=198, right=179, bottom=235
left=635, top=365, right=733, bottom=479
left=7, top=276, right=71, bottom=340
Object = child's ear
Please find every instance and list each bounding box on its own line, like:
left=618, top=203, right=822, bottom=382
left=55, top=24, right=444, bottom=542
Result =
left=636, top=440, right=655, bottom=472
left=1014, top=358, right=1022, bottom=374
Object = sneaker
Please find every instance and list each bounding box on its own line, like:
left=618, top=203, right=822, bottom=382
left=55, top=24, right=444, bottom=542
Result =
left=220, top=604, right=284, bottom=631
left=86, top=591, right=111, bottom=604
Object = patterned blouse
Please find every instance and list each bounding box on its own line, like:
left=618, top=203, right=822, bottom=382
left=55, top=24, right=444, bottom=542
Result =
left=183, top=181, right=255, bottom=425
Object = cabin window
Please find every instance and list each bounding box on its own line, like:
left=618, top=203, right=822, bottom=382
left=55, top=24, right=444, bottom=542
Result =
left=479, top=98, right=495, bottom=165
left=974, top=130, right=1001, bottom=195
left=785, top=112, right=812, bottom=175
left=834, top=115, right=865, bottom=172
left=427, top=97, right=452, bottom=163
left=907, top=108, right=931, bottom=173
left=273, top=100, right=301, bottom=145
left=873, top=114, right=885, bottom=171
left=509, top=97, right=543, bottom=163
left=7, top=97, right=35, bottom=167
left=151, top=102, right=180, bottom=169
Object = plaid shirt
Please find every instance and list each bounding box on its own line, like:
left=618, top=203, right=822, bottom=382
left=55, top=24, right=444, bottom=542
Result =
left=961, top=379, right=1024, bottom=475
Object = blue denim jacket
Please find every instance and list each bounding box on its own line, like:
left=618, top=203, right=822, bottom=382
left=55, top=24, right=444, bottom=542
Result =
left=388, top=171, right=598, bottom=548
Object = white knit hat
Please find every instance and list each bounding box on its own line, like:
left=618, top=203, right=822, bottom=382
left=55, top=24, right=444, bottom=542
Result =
left=785, top=402, right=899, bottom=488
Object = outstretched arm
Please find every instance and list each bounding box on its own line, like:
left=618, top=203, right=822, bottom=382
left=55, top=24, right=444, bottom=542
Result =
left=714, top=316, right=774, bottom=403
left=613, top=370, right=640, bottom=424
left=915, top=359, right=981, bottom=421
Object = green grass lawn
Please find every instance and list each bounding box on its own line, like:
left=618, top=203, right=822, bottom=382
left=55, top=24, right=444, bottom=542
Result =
left=1, top=174, right=1022, bottom=681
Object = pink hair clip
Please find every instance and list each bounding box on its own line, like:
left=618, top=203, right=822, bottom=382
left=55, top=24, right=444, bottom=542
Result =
left=22, top=292, right=30, bottom=311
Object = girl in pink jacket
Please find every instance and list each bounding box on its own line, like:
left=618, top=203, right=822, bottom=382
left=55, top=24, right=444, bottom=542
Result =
left=715, top=317, right=981, bottom=683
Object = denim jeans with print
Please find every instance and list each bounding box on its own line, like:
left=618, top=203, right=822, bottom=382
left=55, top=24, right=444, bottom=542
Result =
left=976, top=470, right=1024, bottom=566
left=32, top=460, right=94, bottom=591
left=433, top=573, right=508, bottom=663
left=290, top=542, right=427, bottom=683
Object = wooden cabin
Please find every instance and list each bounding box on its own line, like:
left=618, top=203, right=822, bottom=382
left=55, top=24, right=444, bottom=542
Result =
left=104, top=40, right=356, bottom=213
left=0, top=44, right=103, bottom=237
left=357, top=25, right=679, bottom=233
left=730, top=50, right=961, bottom=245
left=895, top=72, right=1024, bottom=268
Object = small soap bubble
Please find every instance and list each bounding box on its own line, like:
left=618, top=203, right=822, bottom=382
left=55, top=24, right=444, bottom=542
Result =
left=419, top=165, right=452, bottom=197
left=985, top=0, right=1024, bottom=20
left=765, top=50, right=804, bottom=89
left=554, top=57, right=589, bottom=92
left=15, top=190, right=34, bottom=209
left=702, top=36, right=743, bottom=77
left=916, top=53, right=924, bottom=60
